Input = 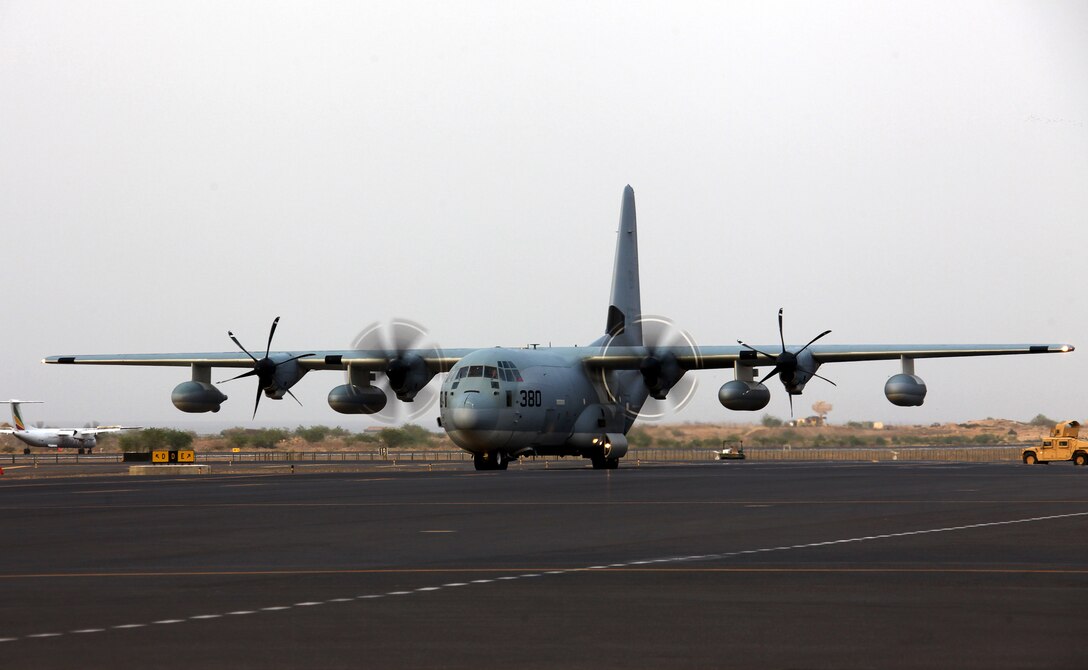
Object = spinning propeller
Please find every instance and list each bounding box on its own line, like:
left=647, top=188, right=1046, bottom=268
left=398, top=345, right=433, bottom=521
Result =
left=602, top=315, right=700, bottom=422
left=220, top=317, right=314, bottom=418
left=737, top=308, right=835, bottom=415
left=349, top=319, right=442, bottom=423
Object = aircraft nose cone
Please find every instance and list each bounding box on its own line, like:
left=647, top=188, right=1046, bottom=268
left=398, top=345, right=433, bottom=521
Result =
left=450, top=393, right=497, bottom=431
left=451, top=408, right=478, bottom=430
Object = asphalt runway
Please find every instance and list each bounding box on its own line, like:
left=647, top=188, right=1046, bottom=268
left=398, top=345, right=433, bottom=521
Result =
left=1, top=461, right=1085, bottom=669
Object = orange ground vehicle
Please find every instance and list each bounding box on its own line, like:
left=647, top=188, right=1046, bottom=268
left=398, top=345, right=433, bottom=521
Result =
left=1022, top=420, right=1088, bottom=466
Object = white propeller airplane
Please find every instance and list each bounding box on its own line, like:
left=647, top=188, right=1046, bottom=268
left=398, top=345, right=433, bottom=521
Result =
left=44, top=187, right=1073, bottom=469
left=0, top=400, right=142, bottom=454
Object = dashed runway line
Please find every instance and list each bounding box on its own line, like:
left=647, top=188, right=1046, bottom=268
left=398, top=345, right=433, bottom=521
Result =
left=3, top=510, right=1086, bottom=644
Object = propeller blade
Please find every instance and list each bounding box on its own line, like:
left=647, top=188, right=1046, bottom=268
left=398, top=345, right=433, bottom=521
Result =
left=228, top=331, right=259, bottom=362
left=788, top=392, right=794, bottom=417
left=285, top=388, right=304, bottom=407
left=264, top=317, right=280, bottom=359
left=218, top=369, right=259, bottom=384
left=252, top=385, right=263, bottom=419
left=759, top=366, right=782, bottom=384
left=281, top=353, right=316, bottom=365
left=777, top=308, right=786, bottom=353
left=390, top=320, right=427, bottom=353
left=738, top=340, right=776, bottom=359
left=799, top=369, right=838, bottom=387
left=795, top=329, right=832, bottom=356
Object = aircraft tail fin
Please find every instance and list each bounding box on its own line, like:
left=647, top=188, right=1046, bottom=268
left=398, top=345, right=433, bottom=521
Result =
left=604, top=185, right=643, bottom=347
left=0, top=400, right=43, bottom=431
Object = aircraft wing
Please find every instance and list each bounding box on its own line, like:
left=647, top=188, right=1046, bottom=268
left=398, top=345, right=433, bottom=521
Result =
left=81, top=426, right=143, bottom=434
left=585, top=343, right=1074, bottom=369
left=43, top=349, right=480, bottom=373
left=45, top=343, right=1073, bottom=372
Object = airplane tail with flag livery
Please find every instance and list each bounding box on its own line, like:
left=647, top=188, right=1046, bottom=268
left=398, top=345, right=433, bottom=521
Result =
left=1, top=400, right=43, bottom=431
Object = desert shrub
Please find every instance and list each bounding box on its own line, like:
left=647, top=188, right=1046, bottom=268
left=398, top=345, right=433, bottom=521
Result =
left=119, top=428, right=194, bottom=452
left=627, top=428, right=652, bottom=447
left=295, top=425, right=330, bottom=443
left=220, top=428, right=288, bottom=449
left=378, top=424, right=435, bottom=449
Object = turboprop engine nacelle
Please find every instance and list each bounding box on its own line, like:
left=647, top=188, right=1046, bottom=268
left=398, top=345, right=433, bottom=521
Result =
left=171, top=381, right=228, bottom=413
left=718, top=380, right=771, bottom=411
left=386, top=353, right=434, bottom=402
left=328, top=384, right=388, bottom=414
left=594, top=433, right=628, bottom=459
left=884, top=374, right=927, bottom=407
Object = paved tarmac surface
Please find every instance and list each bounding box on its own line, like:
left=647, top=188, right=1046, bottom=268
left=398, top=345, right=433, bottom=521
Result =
left=1, top=460, right=1085, bottom=669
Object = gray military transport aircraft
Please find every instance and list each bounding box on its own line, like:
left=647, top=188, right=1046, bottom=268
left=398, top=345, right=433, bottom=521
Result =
left=44, top=186, right=1073, bottom=470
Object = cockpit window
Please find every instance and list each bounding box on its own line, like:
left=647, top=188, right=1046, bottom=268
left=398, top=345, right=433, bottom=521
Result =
left=468, top=365, right=484, bottom=377
left=456, top=367, right=469, bottom=379
left=485, top=366, right=498, bottom=379
left=497, top=360, right=523, bottom=382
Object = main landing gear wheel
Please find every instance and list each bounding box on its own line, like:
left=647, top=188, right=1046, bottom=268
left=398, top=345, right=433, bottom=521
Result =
left=590, top=456, right=620, bottom=470
left=23, top=447, right=30, bottom=455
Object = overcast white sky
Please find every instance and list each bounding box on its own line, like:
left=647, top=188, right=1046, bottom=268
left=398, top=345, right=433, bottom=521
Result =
left=1, top=1, right=1085, bottom=430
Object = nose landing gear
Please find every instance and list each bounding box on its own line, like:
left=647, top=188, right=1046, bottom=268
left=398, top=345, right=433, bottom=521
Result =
left=473, top=451, right=508, bottom=471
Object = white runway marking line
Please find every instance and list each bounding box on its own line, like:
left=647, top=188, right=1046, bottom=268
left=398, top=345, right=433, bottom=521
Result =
left=6, top=510, right=1086, bottom=644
